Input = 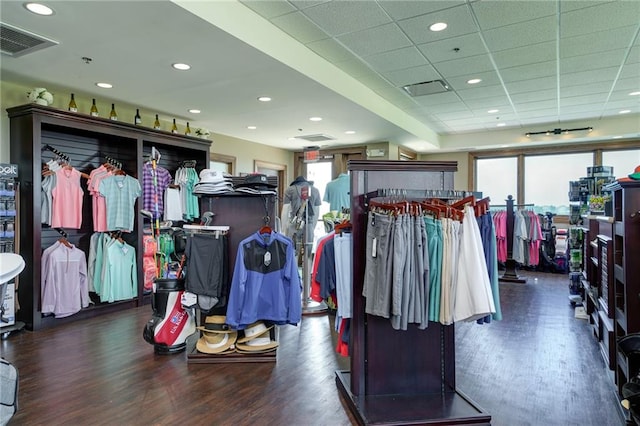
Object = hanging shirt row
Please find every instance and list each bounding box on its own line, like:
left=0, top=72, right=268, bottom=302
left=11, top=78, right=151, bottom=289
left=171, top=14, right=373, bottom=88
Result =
left=492, top=209, right=543, bottom=266
left=363, top=202, right=501, bottom=328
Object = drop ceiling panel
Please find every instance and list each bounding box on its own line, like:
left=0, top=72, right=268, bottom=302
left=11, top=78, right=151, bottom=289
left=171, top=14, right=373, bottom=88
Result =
left=561, top=81, right=612, bottom=97
left=608, top=89, right=640, bottom=102
left=383, top=64, right=441, bottom=87
left=463, top=96, right=512, bottom=109
left=470, top=0, right=556, bottom=30
left=441, top=117, right=485, bottom=127
left=500, top=61, right=556, bottom=83
left=619, top=64, right=640, bottom=80
left=290, top=0, right=329, bottom=10
left=364, top=46, right=428, bottom=73
left=627, top=45, right=640, bottom=64
left=336, top=23, right=412, bottom=57
left=560, top=1, right=615, bottom=13
left=504, top=76, right=557, bottom=94
left=492, top=42, right=556, bottom=69
left=418, top=33, right=487, bottom=63
left=516, top=99, right=558, bottom=112
left=414, top=100, right=468, bottom=113
left=559, top=104, right=606, bottom=114
left=560, top=93, right=610, bottom=107
left=378, top=0, right=465, bottom=21
left=239, top=0, right=297, bottom=19
left=482, top=16, right=556, bottom=52
left=520, top=115, right=560, bottom=124
left=270, top=11, right=330, bottom=44
left=398, top=5, right=477, bottom=45
left=561, top=1, right=640, bottom=38
left=614, top=77, right=640, bottom=91
left=446, top=70, right=502, bottom=90
left=561, top=67, right=621, bottom=87
left=301, top=1, right=391, bottom=37
left=604, top=99, right=640, bottom=110
left=433, top=110, right=475, bottom=121
left=560, top=49, right=628, bottom=74
left=511, top=89, right=556, bottom=103
left=560, top=26, right=638, bottom=58
left=412, top=91, right=463, bottom=106
left=456, top=85, right=507, bottom=100
left=431, top=54, right=494, bottom=78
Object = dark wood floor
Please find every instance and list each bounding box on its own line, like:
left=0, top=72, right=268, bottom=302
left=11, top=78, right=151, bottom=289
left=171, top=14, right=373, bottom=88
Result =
left=1, top=271, right=624, bottom=426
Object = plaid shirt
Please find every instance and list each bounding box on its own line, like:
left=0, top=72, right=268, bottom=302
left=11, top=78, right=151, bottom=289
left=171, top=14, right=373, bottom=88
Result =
left=142, top=162, right=173, bottom=218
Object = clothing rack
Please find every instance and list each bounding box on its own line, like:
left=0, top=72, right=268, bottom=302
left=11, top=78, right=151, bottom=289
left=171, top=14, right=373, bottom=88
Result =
left=336, top=160, right=490, bottom=426
left=494, top=195, right=532, bottom=283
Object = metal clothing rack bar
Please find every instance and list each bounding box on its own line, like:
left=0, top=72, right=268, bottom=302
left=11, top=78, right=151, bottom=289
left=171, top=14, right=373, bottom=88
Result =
left=42, top=144, right=70, bottom=163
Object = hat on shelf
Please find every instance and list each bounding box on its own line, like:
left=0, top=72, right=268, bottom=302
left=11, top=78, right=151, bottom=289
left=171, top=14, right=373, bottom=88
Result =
left=235, top=328, right=278, bottom=353
left=235, top=174, right=277, bottom=195
left=237, top=321, right=274, bottom=343
left=198, top=169, right=232, bottom=184
left=617, top=165, right=640, bottom=182
left=196, top=330, right=238, bottom=354
left=196, top=315, right=234, bottom=334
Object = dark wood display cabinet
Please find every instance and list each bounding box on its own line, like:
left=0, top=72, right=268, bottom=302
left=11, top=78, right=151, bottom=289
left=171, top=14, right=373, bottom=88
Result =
left=606, top=181, right=640, bottom=401
left=8, top=103, right=211, bottom=330
left=581, top=216, right=615, bottom=374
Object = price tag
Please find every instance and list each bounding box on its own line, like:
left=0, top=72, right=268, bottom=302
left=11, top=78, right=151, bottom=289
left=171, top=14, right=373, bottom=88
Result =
left=372, top=237, right=377, bottom=258
left=264, top=251, right=272, bottom=266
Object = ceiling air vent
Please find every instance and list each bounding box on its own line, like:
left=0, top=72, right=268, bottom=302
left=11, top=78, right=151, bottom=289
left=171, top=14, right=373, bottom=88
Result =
left=1, top=22, right=59, bottom=57
left=402, top=79, right=450, bottom=97
left=294, top=134, right=335, bottom=142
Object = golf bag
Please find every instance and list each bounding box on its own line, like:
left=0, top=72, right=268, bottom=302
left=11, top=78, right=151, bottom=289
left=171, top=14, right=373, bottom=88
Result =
left=0, top=357, right=18, bottom=425
left=143, top=278, right=195, bottom=354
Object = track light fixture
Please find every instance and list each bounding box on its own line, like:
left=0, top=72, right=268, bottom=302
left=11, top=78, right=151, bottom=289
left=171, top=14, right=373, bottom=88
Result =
left=525, top=126, right=593, bottom=138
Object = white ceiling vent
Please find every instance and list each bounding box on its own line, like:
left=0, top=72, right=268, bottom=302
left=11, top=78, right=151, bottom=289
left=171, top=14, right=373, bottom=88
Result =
left=402, top=80, right=450, bottom=97
left=294, top=134, right=335, bottom=142
left=1, top=22, right=59, bottom=57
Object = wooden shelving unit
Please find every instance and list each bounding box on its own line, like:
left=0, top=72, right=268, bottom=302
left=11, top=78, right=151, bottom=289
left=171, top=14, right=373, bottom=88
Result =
left=8, top=103, right=211, bottom=330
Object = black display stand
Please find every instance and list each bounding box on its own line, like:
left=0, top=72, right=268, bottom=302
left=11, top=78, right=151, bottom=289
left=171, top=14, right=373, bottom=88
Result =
left=186, top=190, right=279, bottom=364
left=497, top=195, right=527, bottom=283
left=337, top=160, right=490, bottom=426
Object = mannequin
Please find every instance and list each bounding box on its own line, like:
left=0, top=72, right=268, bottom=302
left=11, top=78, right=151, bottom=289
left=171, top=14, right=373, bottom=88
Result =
left=323, top=172, right=350, bottom=212
left=281, top=176, right=322, bottom=243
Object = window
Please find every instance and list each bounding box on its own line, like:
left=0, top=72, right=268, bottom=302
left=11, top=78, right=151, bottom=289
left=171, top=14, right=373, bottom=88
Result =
left=524, top=152, right=593, bottom=215
left=602, top=149, right=640, bottom=179
left=476, top=157, right=518, bottom=203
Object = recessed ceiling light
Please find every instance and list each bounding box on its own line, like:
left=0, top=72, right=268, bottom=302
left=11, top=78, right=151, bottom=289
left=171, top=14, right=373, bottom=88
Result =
left=288, top=137, right=297, bottom=141
left=247, top=125, right=257, bottom=130
left=172, top=63, right=191, bottom=71
left=96, top=82, right=112, bottom=89
left=612, top=136, right=623, bottom=139
left=629, top=91, right=640, bottom=96
left=467, top=78, right=482, bottom=85
left=496, top=123, right=506, bottom=127
left=345, top=130, right=356, bottom=134
left=257, top=96, right=272, bottom=102
left=487, top=109, right=499, bottom=114
left=501, top=145, right=509, bottom=148
left=429, top=22, right=447, bottom=32
left=188, top=109, right=201, bottom=114
left=24, top=3, right=54, bottom=15
left=309, top=117, right=322, bottom=122
left=619, top=110, right=631, bottom=114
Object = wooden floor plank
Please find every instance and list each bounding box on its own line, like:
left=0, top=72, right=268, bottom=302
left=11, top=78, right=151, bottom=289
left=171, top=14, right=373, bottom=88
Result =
left=1, top=271, right=624, bottom=425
